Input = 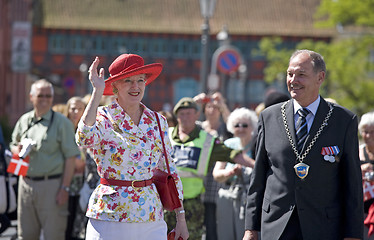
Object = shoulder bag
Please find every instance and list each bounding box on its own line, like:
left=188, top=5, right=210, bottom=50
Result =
left=153, top=112, right=182, bottom=211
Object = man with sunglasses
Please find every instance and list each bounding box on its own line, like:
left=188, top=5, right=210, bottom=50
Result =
left=10, top=79, right=80, bottom=240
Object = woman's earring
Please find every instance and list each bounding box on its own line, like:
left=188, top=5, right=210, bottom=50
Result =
left=112, top=87, right=118, bottom=94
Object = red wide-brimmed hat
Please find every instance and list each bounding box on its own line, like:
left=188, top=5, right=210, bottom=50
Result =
left=103, top=54, right=163, bottom=95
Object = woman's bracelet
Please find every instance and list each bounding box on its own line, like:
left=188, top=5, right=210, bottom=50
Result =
left=176, top=209, right=185, bottom=215
left=176, top=209, right=186, bottom=221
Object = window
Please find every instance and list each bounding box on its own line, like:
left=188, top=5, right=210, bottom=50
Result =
left=171, top=39, right=189, bottom=58
left=173, top=78, right=199, bottom=104
left=247, top=80, right=266, bottom=103
left=227, top=78, right=244, bottom=103
left=49, top=35, right=67, bottom=53
left=150, top=39, right=168, bottom=57
left=133, top=38, right=149, bottom=56
left=70, top=35, right=86, bottom=54
left=111, top=38, right=128, bottom=55
left=190, top=40, right=201, bottom=59
left=91, top=36, right=108, bottom=54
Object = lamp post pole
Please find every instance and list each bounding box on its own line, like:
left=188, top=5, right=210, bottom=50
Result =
left=199, top=0, right=216, bottom=94
left=200, top=18, right=210, bottom=93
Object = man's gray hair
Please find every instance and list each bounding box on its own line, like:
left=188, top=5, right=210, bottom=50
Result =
left=30, top=79, right=54, bottom=96
left=290, top=49, right=326, bottom=74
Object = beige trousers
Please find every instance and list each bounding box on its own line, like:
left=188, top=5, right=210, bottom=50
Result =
left=17, top=176, right=68, bottom=240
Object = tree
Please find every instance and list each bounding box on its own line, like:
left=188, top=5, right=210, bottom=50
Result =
left=255, top=36, right=374, bottom=116
left=315, top=0, right=374, bottom=28
left=255, top=0, right=374, bottom=116
left=252, top=37, right=292, bottom=84
left=299, top=37, right=374, bottom=116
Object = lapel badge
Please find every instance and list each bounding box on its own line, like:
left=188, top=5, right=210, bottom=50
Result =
left=321, top=146, right=340, bottom=163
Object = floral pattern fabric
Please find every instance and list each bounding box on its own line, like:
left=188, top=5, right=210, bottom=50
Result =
left=76, top=101, right=183, bottom=223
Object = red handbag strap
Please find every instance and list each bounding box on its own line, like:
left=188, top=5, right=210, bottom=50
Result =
left=154, top=112, right=171, bottom=174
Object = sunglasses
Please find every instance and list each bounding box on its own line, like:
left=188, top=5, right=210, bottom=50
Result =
left=37, top=94, right=53, bottom=99
left=234, top=123, right=248, bottom=128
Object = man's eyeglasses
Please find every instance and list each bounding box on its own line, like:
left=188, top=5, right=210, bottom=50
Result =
left=37, top=94, right=53, bottom=99
left=234, top=123, right=248, bottom=128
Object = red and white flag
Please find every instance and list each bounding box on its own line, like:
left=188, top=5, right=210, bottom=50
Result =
left=7, top=154, right=29, bottom=176
left=364, top=181, right=374, bottom=202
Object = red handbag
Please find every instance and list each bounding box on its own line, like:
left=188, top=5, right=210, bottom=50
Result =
left=153, top=112, right=182, bottom=212
left=167, top=229, right=183, bottom=240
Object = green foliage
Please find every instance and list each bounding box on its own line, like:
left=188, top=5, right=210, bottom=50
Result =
left=254, top=0, right=374, bottom=115
left=315, top=0, right=374, bottom=27
left=318, top=37, right=374, bottom=115
left=256, top=36, right=374, bottom=116
left=252, top=37, right=293, bottom=83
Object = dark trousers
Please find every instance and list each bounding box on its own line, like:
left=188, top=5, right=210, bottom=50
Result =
left=279, top=209, right=303, bottom=240
left=65, top=195, right=79, bottom=240
left=0, top=214, right=10, bottom=234
left=204, top=202, right=217, bottom=240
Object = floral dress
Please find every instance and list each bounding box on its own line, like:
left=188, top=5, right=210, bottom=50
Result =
left=76, top=101, right=183, bottom=223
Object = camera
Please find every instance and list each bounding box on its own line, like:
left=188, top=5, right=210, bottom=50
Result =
left=19, top=138, right=36, bottom=159
left=202, top=97, right=212, bottom=103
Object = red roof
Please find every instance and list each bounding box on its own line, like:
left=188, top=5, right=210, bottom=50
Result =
left=33, top=0, right=336, bottom=37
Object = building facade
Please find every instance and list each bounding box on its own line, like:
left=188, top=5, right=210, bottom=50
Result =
left=1, top=0, right=335, bottom=130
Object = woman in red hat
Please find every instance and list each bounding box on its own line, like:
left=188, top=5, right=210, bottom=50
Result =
left=76, top=54, right=189, bottom=240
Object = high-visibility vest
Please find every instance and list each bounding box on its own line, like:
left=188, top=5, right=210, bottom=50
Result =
left=170, top=127, right=215, bottom=199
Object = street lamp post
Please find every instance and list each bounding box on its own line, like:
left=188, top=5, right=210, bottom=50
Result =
left=199, top=0, right=216, bottom=93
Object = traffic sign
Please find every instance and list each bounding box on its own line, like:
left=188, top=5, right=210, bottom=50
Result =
left=216, top=49, right=240, bottom=74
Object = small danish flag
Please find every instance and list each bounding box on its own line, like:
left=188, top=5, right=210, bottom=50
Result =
left=364, top=180, right=374, bottom=202
left=7, top=154, right=29, bottom=176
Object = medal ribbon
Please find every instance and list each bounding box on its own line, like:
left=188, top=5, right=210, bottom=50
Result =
left=321, top=146, right=340, bottom=156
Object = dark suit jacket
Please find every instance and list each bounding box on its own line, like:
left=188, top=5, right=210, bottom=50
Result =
left=245, top=97, right=363, bottom=240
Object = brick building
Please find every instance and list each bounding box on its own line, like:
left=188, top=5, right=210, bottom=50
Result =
left=0, top=0, right=336, bottom=130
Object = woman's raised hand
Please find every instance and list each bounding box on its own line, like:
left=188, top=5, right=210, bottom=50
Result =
left=193, top=93, right=207, bottom=104
left=81, top=57, right=106, bottom=126
left=88, top=56, right=105, bottom=93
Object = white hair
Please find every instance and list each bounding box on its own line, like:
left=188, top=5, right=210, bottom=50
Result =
left=226, top=107, right=258, bottom=134
left=359, top=111, right=374, bottom=134
left=30, top=79, right=54, bottom=96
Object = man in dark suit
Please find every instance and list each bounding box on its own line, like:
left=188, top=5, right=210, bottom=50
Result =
left=243, top=50, right=363, bottom=240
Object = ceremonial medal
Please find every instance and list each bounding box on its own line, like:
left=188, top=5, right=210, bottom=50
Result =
left=281, top=101, right=334, bottom=181
left=323, top=155, right=335, bottom=162
left=322, top=146, right=339, bottom=163
left=294, top=162, right=310, bottom=179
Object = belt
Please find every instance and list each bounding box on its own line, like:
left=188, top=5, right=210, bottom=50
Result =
left=100, top=178, right=153, bottom=188
left=24, top=173, right=62, bottom=181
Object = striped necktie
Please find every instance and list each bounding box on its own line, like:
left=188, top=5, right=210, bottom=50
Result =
left=296, top=108, right=310, bottom=152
